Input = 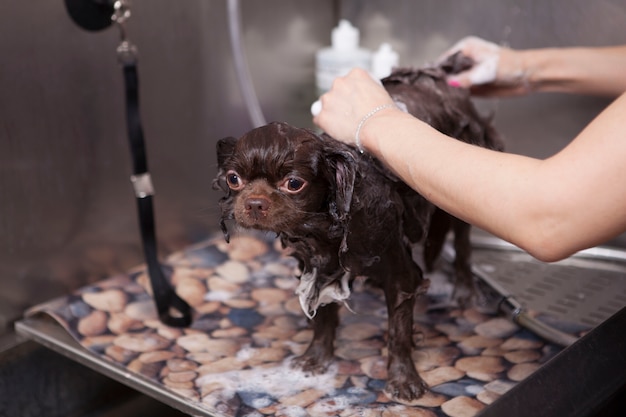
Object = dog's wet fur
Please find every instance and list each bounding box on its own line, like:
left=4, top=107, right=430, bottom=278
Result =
left=213, top=62, right=503, bottom=402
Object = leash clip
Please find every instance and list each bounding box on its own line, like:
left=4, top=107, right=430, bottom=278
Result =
left=112, top=1, right=137, bottom=65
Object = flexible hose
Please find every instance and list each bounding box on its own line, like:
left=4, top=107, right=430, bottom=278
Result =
left=226, top=0, right=266, bottom=127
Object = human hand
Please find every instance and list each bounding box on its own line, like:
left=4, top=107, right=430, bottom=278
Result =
left=438, top=36, right=529, bottom=96
left=312, top=68, right=398, bottom=147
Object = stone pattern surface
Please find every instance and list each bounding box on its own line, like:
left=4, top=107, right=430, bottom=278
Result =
left=27, top=233, right=569, bottom=417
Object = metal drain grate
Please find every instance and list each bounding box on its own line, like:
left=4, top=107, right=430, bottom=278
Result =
left=470, top=236, right=626, bottom=329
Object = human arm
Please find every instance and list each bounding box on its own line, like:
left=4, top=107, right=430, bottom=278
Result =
left=313, top=69, right=626, bottom=261
left=441, top=36, right=626, bottom=97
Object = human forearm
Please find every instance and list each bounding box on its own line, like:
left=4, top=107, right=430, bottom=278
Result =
left=314, top=68, right=626, bottom=262
left=443, top=37, right=626, bottom=97
left=359, top=109, right=601, bottom=262
left=313, top=70, right=549, bottom=247
left=519, top=46, right=626, bottom=96
left=362, top=111, right=533, bottom=244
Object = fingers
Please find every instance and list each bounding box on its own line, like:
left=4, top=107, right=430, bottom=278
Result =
left=447, top=74, right=473, bottom=89
left=464, top=53, right=500, bottom=85
left=439, top=36, right=501, bottom=88
left=312, top=68, right=395, bottom=144
left=436, top=36, right=482, bottom=64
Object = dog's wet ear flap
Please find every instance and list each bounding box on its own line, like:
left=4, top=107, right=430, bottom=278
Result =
left=214, top=136, right=237, bottom=194
left=214, top=136, right=238, bottom=243
left=332, top=153, right=357, bottom=220
left=318, top=135, right=357, bottom=222
left=216, top=136, right=238, bottom=167
left=321, top=137, right=357, bottom=252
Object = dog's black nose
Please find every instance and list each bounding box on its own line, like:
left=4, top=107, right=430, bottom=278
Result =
left=245, top=197, right=271, bottom=219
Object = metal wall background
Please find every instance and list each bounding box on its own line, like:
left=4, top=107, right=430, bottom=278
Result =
left=0, top=0, right=336, bottom=325
left=340, top=0, right=626, bottom=158
left=1, top=0, right=625, bottom=328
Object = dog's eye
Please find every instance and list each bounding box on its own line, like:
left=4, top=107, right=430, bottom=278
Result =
left=225, top=170, right=244, bottom=190
left=280, top=177, right=307, bottom=194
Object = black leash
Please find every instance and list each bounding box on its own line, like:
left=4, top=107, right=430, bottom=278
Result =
left=63, top=0, right=192, bottom=327
left=114, top=2, right=192, bottom=327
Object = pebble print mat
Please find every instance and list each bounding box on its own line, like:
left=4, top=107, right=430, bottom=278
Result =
left=25, top=232, right=575, bottom=417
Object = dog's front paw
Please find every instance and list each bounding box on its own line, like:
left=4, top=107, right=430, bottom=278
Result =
left=383, top=375, right=428, bottom=403
left=291, top=352, right=331, bottom=374
left=384, top=359, right=428, bottom=403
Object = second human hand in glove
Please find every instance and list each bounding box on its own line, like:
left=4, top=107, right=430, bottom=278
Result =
left=437, top=36, right=529, bottom=96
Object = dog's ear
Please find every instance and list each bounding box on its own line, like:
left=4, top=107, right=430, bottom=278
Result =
left=216, top=136, right=237, bottom=168
left=213, top=136, right=238, bottom=193
left=320, top=134, right=357, bottom=252
left=329, top=150, right=356, bottom=221
left=213, top=136, right=239, bottom=244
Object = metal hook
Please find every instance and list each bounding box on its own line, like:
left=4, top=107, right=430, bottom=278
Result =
left=112, top=0, right=137, bottom=65
left=112, top=0, right=131, bottom=27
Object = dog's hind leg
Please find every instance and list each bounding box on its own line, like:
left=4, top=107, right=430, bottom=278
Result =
left=382, top=243, right=428, bottom=401
left=424, top=210, right=476, bottom=306
left=451, top=218, right=475, bottom=306
left=423, top=207, right=451, bottom=272
left=291, top=302, right=339, bottom=374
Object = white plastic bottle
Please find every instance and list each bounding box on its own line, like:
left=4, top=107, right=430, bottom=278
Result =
left=371, top=42, right=399, bottom=80
left=315, top=20, right=372, bottom=95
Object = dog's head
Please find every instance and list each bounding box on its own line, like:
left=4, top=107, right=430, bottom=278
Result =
left=213, top=122, right=357, bottom=243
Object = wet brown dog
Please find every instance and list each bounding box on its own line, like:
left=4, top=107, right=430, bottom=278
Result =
left=213, top=65, right=502, bottom=401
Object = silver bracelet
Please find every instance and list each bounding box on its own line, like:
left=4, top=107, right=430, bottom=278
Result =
left=354, top=103, right=395, bottom=153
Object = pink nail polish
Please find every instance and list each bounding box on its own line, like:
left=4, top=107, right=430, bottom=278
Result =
left=447, top=79, right=461, bottom=88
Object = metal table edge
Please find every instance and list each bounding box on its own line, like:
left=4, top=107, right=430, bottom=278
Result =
left=14, top=316, right=217, bottom=417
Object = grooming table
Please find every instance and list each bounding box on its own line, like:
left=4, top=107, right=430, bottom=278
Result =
left=15, top=232, right=625, bottom=417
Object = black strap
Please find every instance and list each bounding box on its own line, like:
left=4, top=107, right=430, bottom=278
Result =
left=122, top=63, right=192, bottom=327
